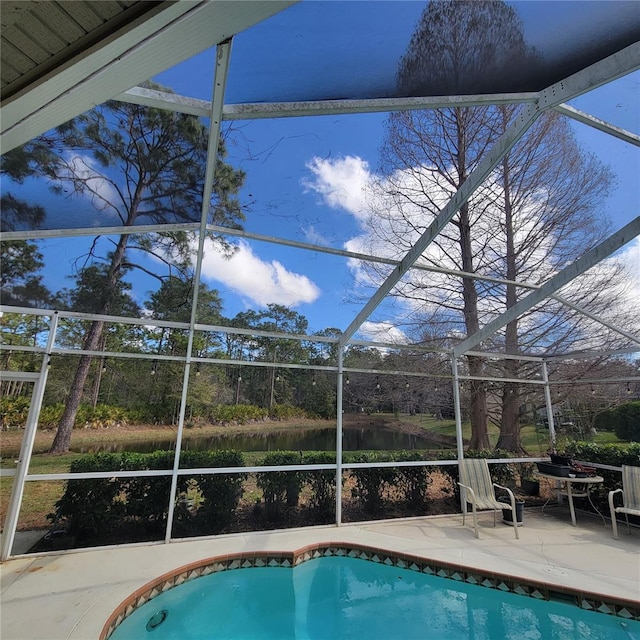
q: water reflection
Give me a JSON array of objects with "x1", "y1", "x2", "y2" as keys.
[{"x1": 71, "y1": 426, "x2": 445, "y2": 454}]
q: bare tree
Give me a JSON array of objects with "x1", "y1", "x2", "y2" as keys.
[
  {"x1": 374, "y1": 0, "x2": 538, "y2": 449},
  {"x1": 366, "y1": 0, "x2": 632, "y2": 451}
]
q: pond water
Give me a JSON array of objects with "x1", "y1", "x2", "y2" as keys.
[{"x1": 71, "y1": 426, "x2": 446, "y2": 454}]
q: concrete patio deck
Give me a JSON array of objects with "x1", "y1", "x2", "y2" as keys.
[{"x1": 1, "y1": 508, "x2": 638, "y2": 639}]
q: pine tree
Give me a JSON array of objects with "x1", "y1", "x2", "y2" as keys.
[{"x1": 2, "y1": 88, "x2": 245, "y2": 452}]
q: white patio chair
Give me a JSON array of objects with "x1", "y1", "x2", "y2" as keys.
[
  {"x1": 458, "y1": 458, "x2": 520, "y2": 539},
  {"x1": 608, "y1": 465, "x2": 640, "y2": 539}
]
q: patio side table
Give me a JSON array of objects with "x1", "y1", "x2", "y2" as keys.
[{"x1": 534, "y1": 472, "x2": 605, "y2": 526}]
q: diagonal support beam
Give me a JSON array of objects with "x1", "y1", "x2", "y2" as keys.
[
  {"x1": 115, "y1": 86, "x2": 211, "y2": 117},
  {"x1": 338, "y1": 103, "x2": 541, "y2": 346},
  {"x1": 554, "y1": 103, "x2": 640, "y2": 147},
  {"x1": 453, "y1": 217, "x2": 640, "y2": 357}
]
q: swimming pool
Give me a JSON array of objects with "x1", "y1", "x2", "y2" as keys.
[{"x1": 103, "y1": 545, "x2": 639, "y2": 640}]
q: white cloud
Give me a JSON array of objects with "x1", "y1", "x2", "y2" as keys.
[
  {"x1": 62, "y1": 153, "x2": 120, "y2": 210},
  {"x1": 199, "y1": 239, "x2": 321, "y2": 307},
  {"x1": 304, "y1": 154, "x2": 640, "y2": 346},
  {"x1": 301, "y1": 224, "x2": 331, "y2": 247},
  {"x1": 302, "y1": 155, "x2": 371, "y2": 221},
  {"x1": 358, "y1": 321, "x2": 408, "y2": 345},
  {"x1": 619, "y1": 236, "x2": 640, "y2": 300}
]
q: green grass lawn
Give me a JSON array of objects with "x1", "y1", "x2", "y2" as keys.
[{"x1": 403, "y1": 413, "x2": 541, "y2": 451}]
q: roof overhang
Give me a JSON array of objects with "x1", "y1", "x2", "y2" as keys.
[{"x1": 0, "y1": 0, "x2": 296, "y2": 152}]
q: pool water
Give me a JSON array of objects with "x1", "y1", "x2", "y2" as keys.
[{"x1": 110, "y1": 557, "x2": 639, "y2": 639}]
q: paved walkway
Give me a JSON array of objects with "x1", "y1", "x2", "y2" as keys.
[{"x1": 1, "y1": 508, "x2": 638, "y2": 639}]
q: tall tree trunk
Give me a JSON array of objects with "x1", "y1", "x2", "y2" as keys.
[
  {"x1": 497, "y1": 370, "x2": 522, "y2": 452},
  {"x1": 49, "y1": 216, "x2": 135, "y2": 453},
  {"x1": 466, "y1": 363, "x2": 489, "y2": 449},
  {"x1": 460, "y1": 245, "x2": 489, "y2": 449},
  {"x1": 495, "y1": 153, "x2": 524, "y2": 453},
  {"x1": 90, "y1": 335, "x2": 106, "y2": 409},
  {"x1": 49, "y1": 321, "x2": 105, "y2": 453},
  {"x1": 457, "y1": 114, "x2": 489, "y2": 450}
]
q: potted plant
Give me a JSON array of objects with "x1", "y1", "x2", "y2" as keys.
[
  {"x1": 547, "y1": 436, "x2": 573, "y2": 466},
  {"x1": 498, "y1": 495, "x2": 525, "y2": 525},
  {"x1": 548, "y1": 450, "x2": 573, "y2": 466}
]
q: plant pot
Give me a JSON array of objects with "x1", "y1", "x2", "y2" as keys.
[
  {"x1": 537, "y1": 461, "x2": 572, "y2": 477},
  {"x1": 521, "y1": 478, "x2": 540, "y2": 496},
  {"x1": 498, "y1": 497, "x2": 524, "y2": 525},
  {"x1": 550, "y1": 453, "x2": 573, "y2": 466}
]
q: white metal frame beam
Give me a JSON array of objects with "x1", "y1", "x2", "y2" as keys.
[
  {"x1": 453, "y1": 217, "x2": 640, "y2": 357},
  {"x1": 541, "y1": 346, "x2": 640, "y2": 361},
  {"x1": 164, "y1": 39, "x2": 234, "y2": 542},
  {"x1": 115, "y1": 85, "x2": 211, "y2": 118},
  {"x1": 222, "y1": 94, "x2": 539, "y2": 120},
  {"x1": 1, "y1": 312, "x2": 58, "y2": 561},
  {"x1": 115, "y1": 87, "x2": 538, "y2": 119},
  {"x1": 553, "y1": 104, "x2": 640, "y2": 147},
  {"x1": 1, "y1": 222, "x2": 199, "y2": 242}
]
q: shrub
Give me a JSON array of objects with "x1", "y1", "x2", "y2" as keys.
[
  {"x1": 75, "y1": 403, "x2": 130, "y2": 428},
  {"x1": 122, "y1": 451, "x2": 174, "y2": 534},
  {"x1": 50, "y1": 453, "x2": 125, "y2": 537},
  {"x1": 0, "y1": 396, "x2": 31, "y2": 429},
  {"x1": 38, "y1": 403, "x2": 65, "y2": 428},
  {"x1": 345, "y1": 452, "x2": 396, "y2": 514},
  {"x1": 207, "y1": 404, "x2": 268, "y2": 424},
  {"x1": 270, "y1": 404, "x2": 308, "y2": 421},
  {"x1": 302, "y1": 451, "x2": 337, "y2": 518},
  {"x1": 256, "y1": 451, "x2": 304, "y2": 520},
  {"x1": 564, "y1": 441, "x2": 640, "y2": 499},
  {"x1": 612, "y1": 401, "x2": 640, "y2": 442},
  {"x1": 594, "y1": 409, "x2": 615, "y2": 432},
  {"x1": 392, "y1": 451, "x2": 432, "y2": 509},
  {"x1": 178, "y1": 450, "x2": 247, "y2": 535}
]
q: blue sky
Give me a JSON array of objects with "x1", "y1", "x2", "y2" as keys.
[
  {"x1": 3, "y1": 1, "x2": 639, "y2": 340},
  {"x1": 172, "y1": 86, "x2": 639, "y2": 338}
]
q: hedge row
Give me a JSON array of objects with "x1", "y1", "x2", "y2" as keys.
[
  {"x1": 50, "y1": 449, "x2": 442, "y2": 540},
  {"x1": 49, "y1": 444, "x2": 638, "y2": 543},
  {"x1": 50, "y1": 450, "x2": 246, "y2": 540},
  {"x1": 565, "y1": 441, "x2": 640, "y2": 498},
  {"x1": 50, "y1": 449, "x2": 337, "y2": 541}
]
